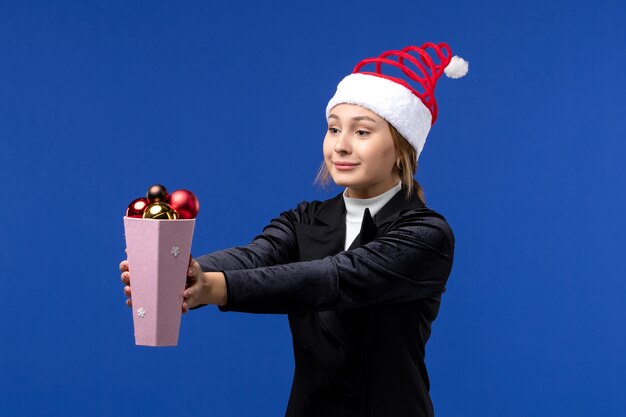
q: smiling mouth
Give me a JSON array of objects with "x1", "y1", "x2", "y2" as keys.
[{"x1": 333, "y1": 162, "x2": 359, "y2": 170}]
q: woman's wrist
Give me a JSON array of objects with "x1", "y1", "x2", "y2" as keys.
[
  {"x1": 185, "y1": 267, "x2": 228, "y2": 309},
  {"x1": 210, "y1": 271, "x2": 228, "y2": 306}
]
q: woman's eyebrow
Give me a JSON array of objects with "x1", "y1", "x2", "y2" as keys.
[
  {"x1": 328, "y1": 114, "x2": 377, "y2": 123},
  {"x1": 352, "y1": 116, "x2": 377, "y2": 123}
]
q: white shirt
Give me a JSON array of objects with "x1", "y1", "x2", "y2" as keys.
[{"x1": 343, "y1": 182, "x2": 402, "y2": 250}]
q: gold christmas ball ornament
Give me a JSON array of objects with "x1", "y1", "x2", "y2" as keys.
[{"x1": 142, "y1": 202, "x2": 180, "y2": 219}]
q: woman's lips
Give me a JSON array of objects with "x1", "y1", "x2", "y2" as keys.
[{"x1": 334, "y1": 161, "x2": 359, "y2": 171}]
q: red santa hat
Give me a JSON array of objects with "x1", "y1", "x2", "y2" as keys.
[{"x1": 326, "y1": 42, "x2": 468, "y2": 160}]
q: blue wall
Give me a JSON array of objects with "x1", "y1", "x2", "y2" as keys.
[{"x1": 1, "y1": 1, "x2": 624, "y2": 416}]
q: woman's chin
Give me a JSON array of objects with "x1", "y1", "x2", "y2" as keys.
[
  {"x1": 330, "y1": 171, "x2": 361, "y2": 186},
  {"x1": 330, "y1": 177, "x2": 358, "y2": 188}
]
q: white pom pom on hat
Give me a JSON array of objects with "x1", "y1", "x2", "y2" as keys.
[
  {"x1": 326, "y1": 42, "x2": 468, "y2": 161},
  {"x1": 444, "y1": 56, "x2": 469, "y2": 79}
]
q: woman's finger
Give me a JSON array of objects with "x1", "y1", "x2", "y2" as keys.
[
  {"x1": 121, "y1": 271, "x2": 130, "y2": 285},
  {"x1": 124, "y1": 285, "x2": 132, "y2": 297},
  {"x1": 184, "y1": 276, "x2": 201, "y2": 309},
  {"x1": 126, "y1": 298, "x2": 132, "y2": 308},
  {"x1": 183, "y1": 261, "x2": 205, "y2": 309},
  {"x1": 186, "y1": 264, "x2": 198, "y2": 287},
  {"x1": 119, "y1": 260, "x2": 129, "y2": 272},
  {"x1": 184, "y1": 285, "x2": 195, "y2": 309}
]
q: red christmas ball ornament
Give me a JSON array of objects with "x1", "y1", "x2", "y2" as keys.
[
  {"x1": 126, "y1": 197, "x2": 149, "y2": 218},
  {"x1": 167, "y1": 189, "x2": 200, "y2": 219},
  {"x1": 147, "y1": 184, "x2": 168, "y2": 203}
]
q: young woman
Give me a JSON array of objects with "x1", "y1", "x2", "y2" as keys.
[{"x1": 121, "y1": 41, "x2": 467, "y2": 417}]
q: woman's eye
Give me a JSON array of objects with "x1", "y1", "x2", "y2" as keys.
[
  {"x1": 328, "y1": 127, "x2": 340, "y2": 134},
  {"x1": 355, "y1": 130, "x2": 369, "y2": 137}
]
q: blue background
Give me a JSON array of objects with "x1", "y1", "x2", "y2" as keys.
[{"x1": 1, "y1": 1, "x2": 625, "y2": 416}]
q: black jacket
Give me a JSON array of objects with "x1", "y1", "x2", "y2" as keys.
[{"x1": 196, "y1": 190, "x2": 455, "y2": 417}]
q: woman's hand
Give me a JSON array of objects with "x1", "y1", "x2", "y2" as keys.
[
  {"x1": 119, "y1": 257, "x2": 196, "y2": 312},
  {"x1": 120, "y1": 256, "x2": 226, "y2": 312},
  {"x1": 119, "y1": 259, "x2": 132, "y2": 308},
  {"x1": 183, "y1": 260, "x2": 228, "y2": 310}
]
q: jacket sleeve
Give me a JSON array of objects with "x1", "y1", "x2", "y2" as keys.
[
  {"x1": 194, "y1": 203, "x2": 304, "y2": 272},
  {"x1": 219, "y1": 209, "x2": 455, "y2": 314}
]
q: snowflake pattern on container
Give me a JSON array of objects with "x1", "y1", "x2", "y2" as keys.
[
  {"x1": 137, "y1": 308, "x2": 146, "y2": 318},
  {"x1": 171, "y1": 246, "x2": 180, "y2": 257}
]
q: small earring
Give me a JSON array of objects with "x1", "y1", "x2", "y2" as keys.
[{"x1": 396, "y1": 160, "x2": 402, "y2": 170}]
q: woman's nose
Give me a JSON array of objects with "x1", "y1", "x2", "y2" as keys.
[{"x1": 334, "y1": 133, "x2": 351, "y2": 153}]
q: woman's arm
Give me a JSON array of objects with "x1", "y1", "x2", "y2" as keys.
[
  {"x1": 123, "y1": 203, "x2": 308, "y2": 311},
  {"x1": 183, "y1": 202, "x2": 310, "y2": 310},
  {"x1": 214, "y1": 208, "x2": 454, "y2": 314},
  {"x1": 194, "y1": 203, "x2": 304, "y2": 272}
]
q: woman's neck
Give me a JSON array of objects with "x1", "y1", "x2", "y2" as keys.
[
  {"x1": 343, "y1": 182, "x2": 402, "y2": 206},
  {"x1": 345, "y1": 178, "x2": 401, "y2": 199}
]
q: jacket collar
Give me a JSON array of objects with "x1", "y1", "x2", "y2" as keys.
[
  {"x1": 296, "y1": 187, "x2": 426, "y2": 261},
  {"x1": 313, "y1": 187, "x2": 425, "y2": 228},
  {"x1": 370, "y1": 186, "x2": 425, "y2": 225}
]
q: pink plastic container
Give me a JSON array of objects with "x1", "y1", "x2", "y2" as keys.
[{"x1": 123, "y1": 217, "x2": 195, "y2": 346}]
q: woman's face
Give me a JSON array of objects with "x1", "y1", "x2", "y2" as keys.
[{"x1": 324, "y1": 104, "x2": 399, "y2": 199}]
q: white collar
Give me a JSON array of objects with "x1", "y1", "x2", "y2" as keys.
[{"x1": 343, "y1": 182, "x2": 402, "y2": 223}]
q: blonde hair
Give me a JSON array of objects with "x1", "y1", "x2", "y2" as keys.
[{"x1": 314, "y1": 123, "x2": 425, "y2": 202}]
